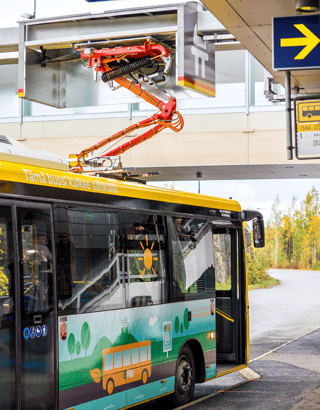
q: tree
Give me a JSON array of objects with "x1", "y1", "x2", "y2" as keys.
[
  {"x1": 68, "y1": 333, "x2": 75, "y2": 359},
  {"x1": 76, "y1": 341, "x2": 81, "y2": 355},
  {"x1": 0, "y1": 269, "x2": 8, "y2": 296},
  {"x1": 174, "y1": 316, "x2": 180, "y2": 334},
  {"x1": 183, "y1": 308, "x2": 189, "y2": 335},
  {"x1": 81, "y1": 322, "x2": 91, "y2": 356}
]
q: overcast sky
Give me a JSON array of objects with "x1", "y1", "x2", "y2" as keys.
[{"x1": 2, "y1": 0, "x2": 320, "y2": 222}]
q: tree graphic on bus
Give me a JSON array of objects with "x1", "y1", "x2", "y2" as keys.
[{"x1": 90, "y1": 340, "x2": 151, "y2": 395}]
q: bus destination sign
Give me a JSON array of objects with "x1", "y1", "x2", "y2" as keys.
[{"x1": 296, "y1": 99, "x2": 320, "y2": 159}]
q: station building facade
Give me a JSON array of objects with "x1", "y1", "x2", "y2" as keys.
[{"x1": 0, "y1": 25, "x2": 292, "y2": 181}]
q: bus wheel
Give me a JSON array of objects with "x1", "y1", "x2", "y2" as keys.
[
  {"x1": 141, "y1": 369, "x2": 148, "y2": 384},
  {"x1": 172, "y1": 345, "x2": 195, "y2": 407},
  {"x1": 106, "y1": 378, "x2": 114, "y2": 395}
]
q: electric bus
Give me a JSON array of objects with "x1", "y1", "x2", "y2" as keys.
[{"x1": 0, "y1": 141, "x2": 264, "y2": 410}]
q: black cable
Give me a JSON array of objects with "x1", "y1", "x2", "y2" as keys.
[{"x1": 101, "y1": 56, "x2": 154, "y2": 83}]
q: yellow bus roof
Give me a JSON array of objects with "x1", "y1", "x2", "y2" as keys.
[{"x1": 0, "y1": 157, "x2": 241, "y2": 212}]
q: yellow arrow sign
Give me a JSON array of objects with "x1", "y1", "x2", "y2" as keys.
[{"x1": 281, "y1": 24, "x2": 320, "y2": 60}]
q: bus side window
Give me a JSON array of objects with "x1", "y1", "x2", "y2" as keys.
[
  {"x1": 18, "y1": 210, "x2": 54, "y2": 315},
  {"x1": 56, "y1": 233, "x2": 73, "y2": 300},
  {"x1": 132, "y1": 348, "x2": 139, "y2": 364},
  {"x1": 54, "y1": 205, "x2": 122, "y2": 315},
  {"x1": 140, "y1": 346, "x2": 148, "y2": 362},
  {"x1": 0, "y1": 210, "x2": 14, "y2": 315},
  {"x1": 123, "y1": 350, "x2": 131, "y2": 366},
  {"x1": 213, "y1": 233, "x2": 232, "y2": 291},
  {"x1": 168, "y1": 217, "x2": 215, "y2": 301},
  {"x1": 122, "y1": 213, "x2": 168, "y2": 307},
  {"x1": 114, "y1": 352, "x2": 122, "y2": 369},
  {"x1": 104, "y1": 353, "x2": 113, "y2": 371}
]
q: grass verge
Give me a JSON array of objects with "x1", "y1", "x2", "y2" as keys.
[{"x1": 248, "y1": 276, "x2": 279, "y2": 290}]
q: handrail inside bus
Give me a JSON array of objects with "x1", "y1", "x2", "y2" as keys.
[{"x1": 216, "y1": 308, "x2": 234, "y2": 323}]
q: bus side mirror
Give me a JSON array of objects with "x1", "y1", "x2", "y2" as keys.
[{"x1": 252, "y1": 218, "x2": 265, "y2": 248}]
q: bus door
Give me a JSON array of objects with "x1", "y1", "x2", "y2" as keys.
[
  {"x1": 16, "y1": 204, "x2": 57, "y2": 410},
  {"x1": 0, "y1": 204, "x2": 16, "y2": 409},
  {"x1": 214, "y1": 227, "x2": 245, "y2": 365}
]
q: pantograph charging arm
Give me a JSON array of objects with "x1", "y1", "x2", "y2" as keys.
[{"x1": 71, "y1": 41, "x2": 184, "y2": 171}]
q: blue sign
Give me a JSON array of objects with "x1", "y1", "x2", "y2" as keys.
[
  {"x1": 36, "y1": 325, "x2": 42, "y2": 338},
  {"x1": 30, "y1": 326, "x2": 36, "y2": 339},
  {"x1": 273, "y1": 15, "x2": 320, "y2": 70},
  {"x1": 23, "y1": 327, "x2": 30, "y2": 340},
  {"x1": 42, "y1": 325, "x2": 48, "y2": 337}
]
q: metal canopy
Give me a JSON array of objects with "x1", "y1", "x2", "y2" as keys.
[{"x1": 17, "y1": 2, "x2": 220, "y2": 108}]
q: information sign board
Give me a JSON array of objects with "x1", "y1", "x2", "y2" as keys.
[
  {"x1": 295, "y1": 99, "x2": 320, "y2": 159},
  {"x1": 273, "y1": 15, "x2": 320, "y2": 70}
]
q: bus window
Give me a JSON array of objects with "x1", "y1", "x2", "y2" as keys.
[
  {"x1": 0, "y1": 212, "x2": 14, "y2": 302},
  {"x1": 54, "y1": 205, "x2": 122, "y2": 315},
  {"x1": 122, "y1": 213, "x2": 168, "y2": 307},
  {"x1": 123, "y1": 349, "x2": 131, "y2": 366},
  {"x1": 140, "y1": 345, "x2": 148, "y2": 362},
  {"x1": 104, "y1": 353, "x2": 113, "y2": 371},
  {"x1": 213, "y1": 233, "x2": 231, "y2": 290},
  {"x1": 169, "y1": 217, "x2": 215, "y2": 301},
  {"x1": 132, "y1": 348, "x2": 139, "y2": 364},
  {"x1": 114, "y1": 351, "x2": 122, "y2": 368},
  {"x1": 0, "y1": 207, "x2": 15, "y2": 410},
  {"x1": 19, "y1": 210, "x2": 54, "y2": 315}
]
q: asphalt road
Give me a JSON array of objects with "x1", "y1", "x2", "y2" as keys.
[
  {"x1": 136, "y1": 269, "x2": 320, "y2": 410},
  {"x1": 250, "y1": 269, "x2": 320, "y2": 359}
]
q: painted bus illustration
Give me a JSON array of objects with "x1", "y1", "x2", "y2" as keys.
[
  {"x1": 302, "y1": 105, "x2": 320, "y2": 119},
  {"x1": 91, "y1": 340, "x2": 152, "y2": 395}
]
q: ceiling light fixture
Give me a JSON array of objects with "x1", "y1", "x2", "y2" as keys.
[{"x1": 296, "y1": 0, "x2": 320, "y2": 13}]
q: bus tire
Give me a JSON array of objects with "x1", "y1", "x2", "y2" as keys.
[
  {"x1": 172, "y1": 345, "x2": 195, "y2": 407},
  {"x1": 141, "y1": 369, "x2": 148, "y2": 384},
  {"x1": 106, "y1": 378, "x2": 114, "y2": 395}
]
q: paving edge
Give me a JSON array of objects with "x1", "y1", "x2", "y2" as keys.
[{"x1": 238, "y1": 367, "x2": 261, "y2": 380}]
